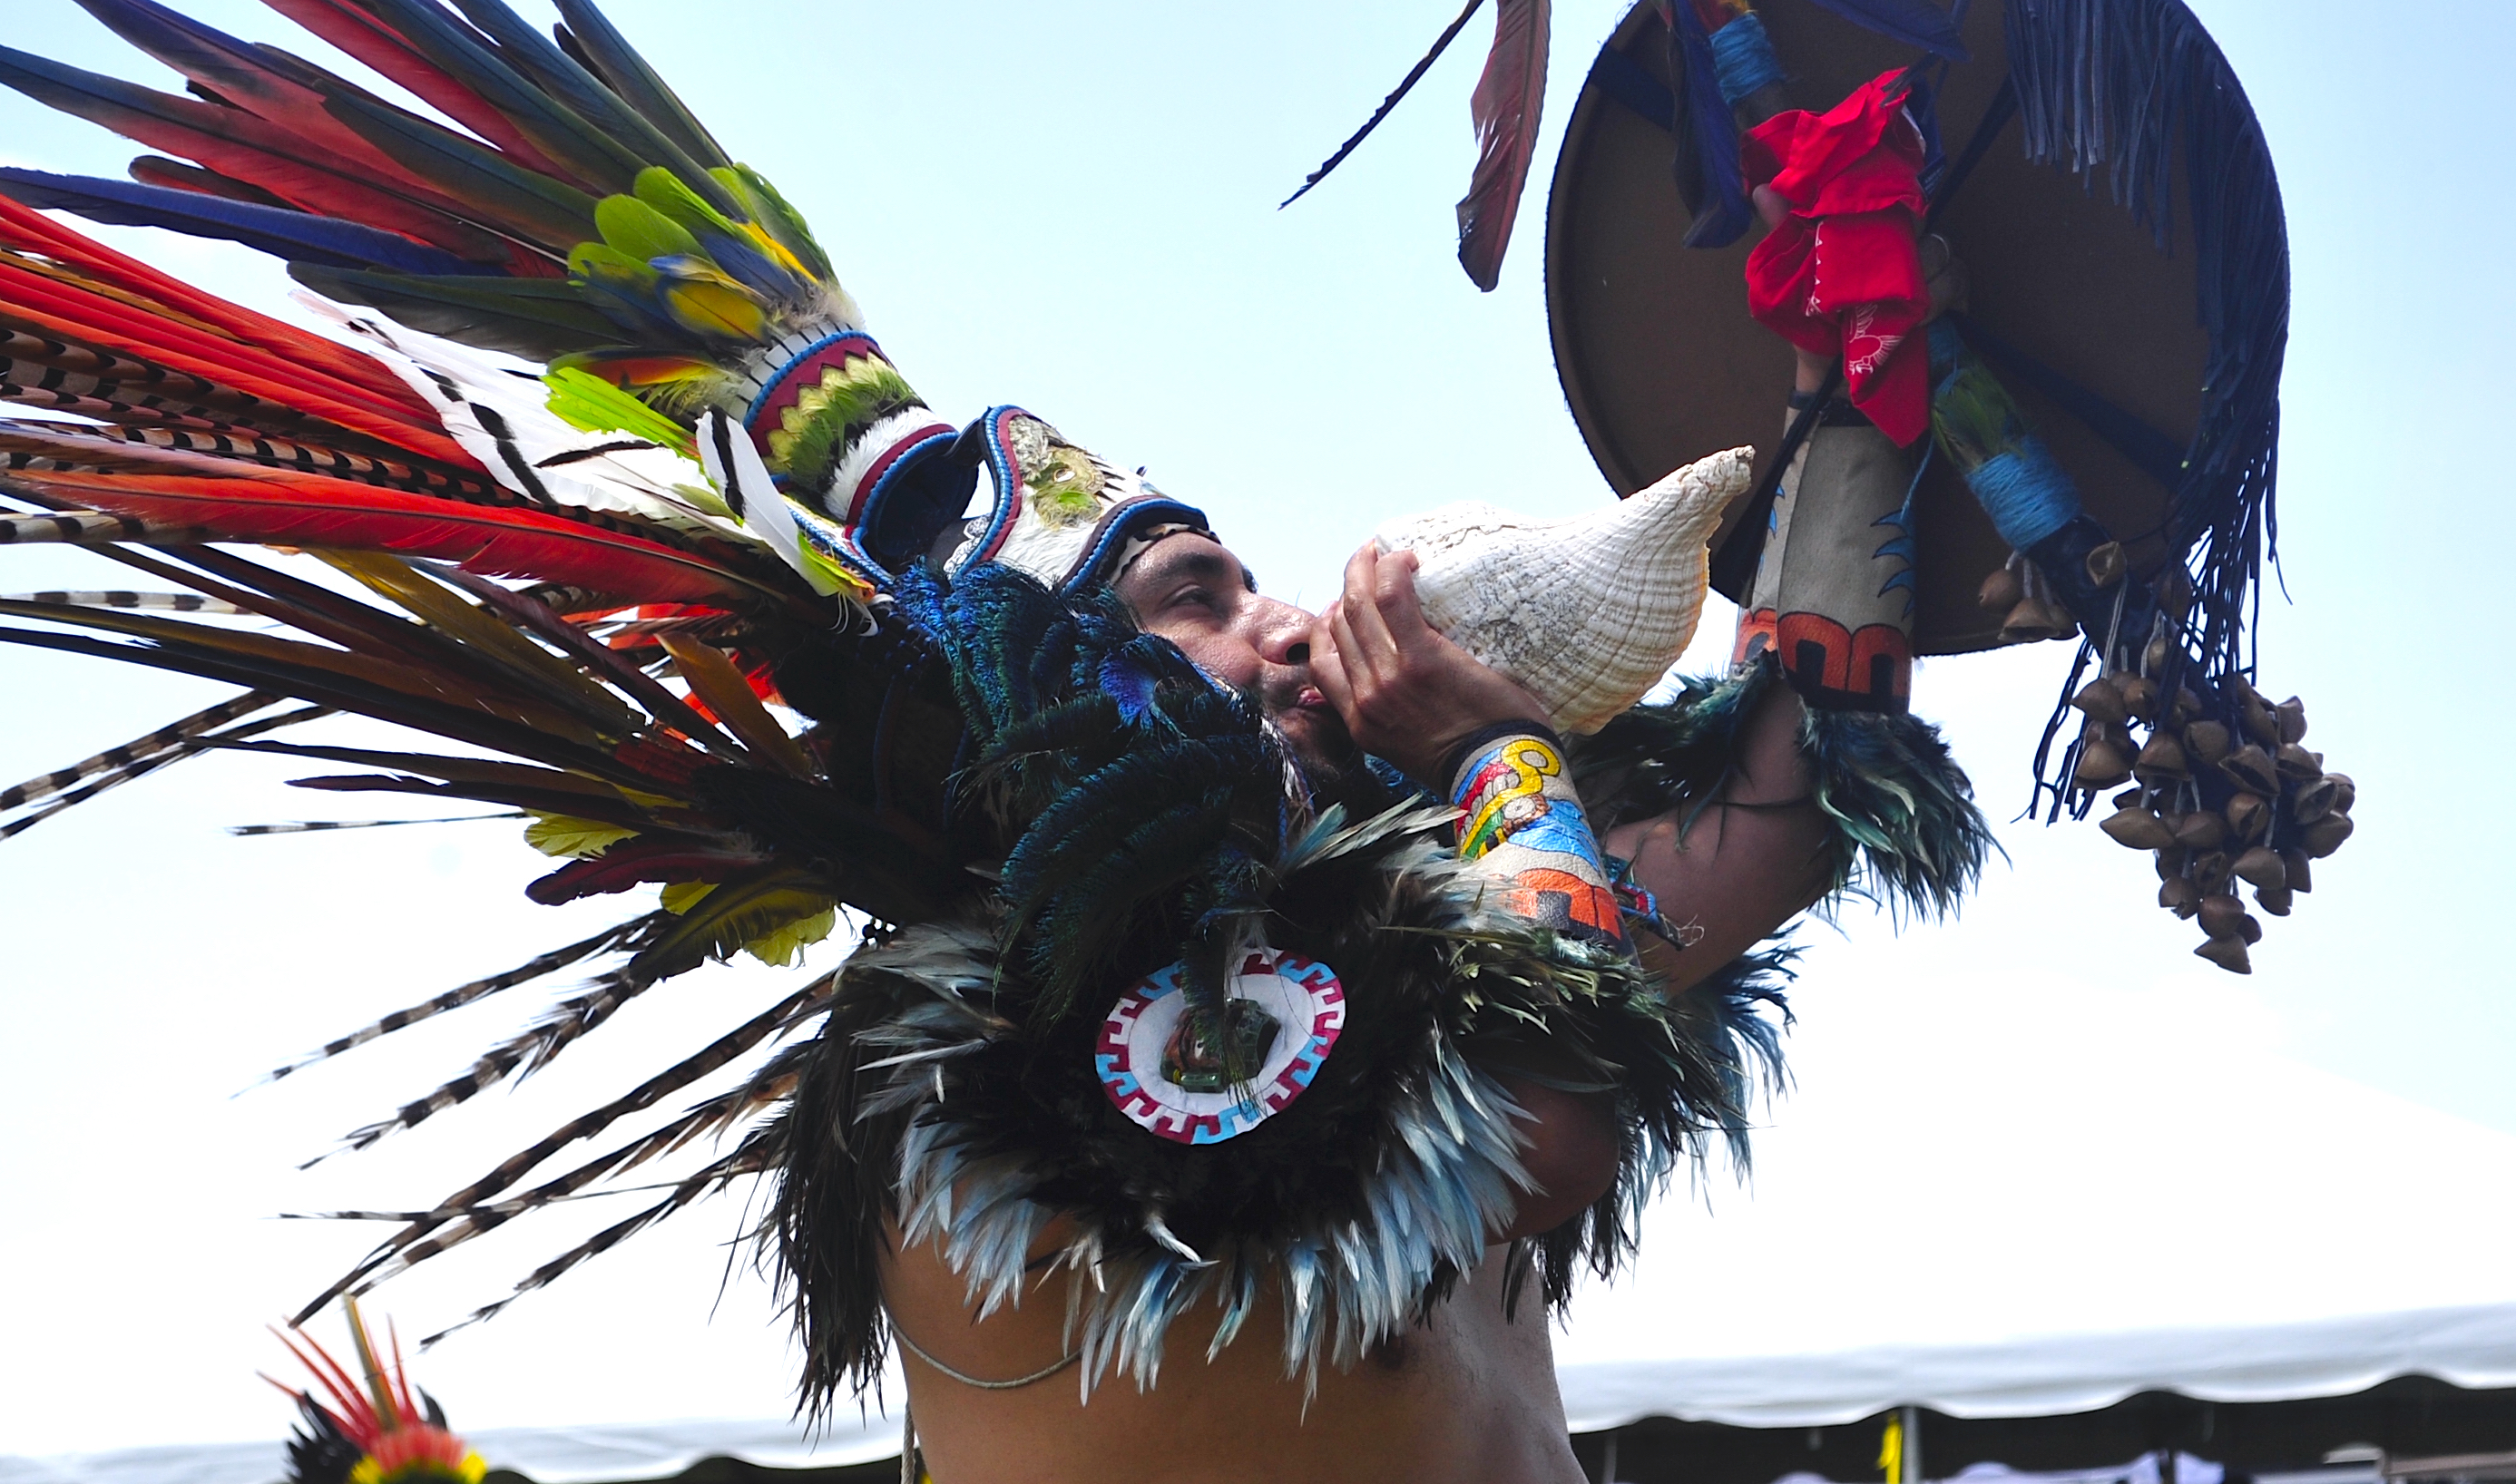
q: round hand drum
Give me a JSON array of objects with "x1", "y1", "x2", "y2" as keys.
[{"x1": 1542, "y1": 0, "x2": 2281, "y2": 657}]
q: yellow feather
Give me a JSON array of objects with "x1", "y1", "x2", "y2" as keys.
[
  {"x1": 524, "y1": 814, "x2": 639, "y2": 858},
  {"x1": 662, "y1": 278, "x2": 768, "y2": 340},
  {"x1": 655, "y1": 881, "x2": 836, "y2": 964},
  {"x1": 741, "y1": 903, "x2": 837, "y2": 966},
  {"x1": 739, "y1": 219, "x2": 811, "y2": 280},
  {"x1": 659, "y1": 880, "x2": 715, "y2": 913}
]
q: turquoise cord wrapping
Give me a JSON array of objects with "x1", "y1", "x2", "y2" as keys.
[{"x1": 1710, "y1": 14, "x2": 1787, "y2": 106}]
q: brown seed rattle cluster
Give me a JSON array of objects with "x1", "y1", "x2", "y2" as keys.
[
  {"x1": 1981, "y1": 552, "x2": 2354, "y2": 974},
  {"x1": 1975, "y1": 556, "x2": 2078, "y2": 645},
  {"x1": 2081, "y1": 674, "x2": 2353, "y2": 974}
]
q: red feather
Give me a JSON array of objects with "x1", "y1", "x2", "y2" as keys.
[
  {"x1": 0, "y1": 193, "x2": 445, "y2": 413},
  {"x1": 1455, "y1": 0, "x2": 1551, "y2": 291},
  {"x1": 527, "y1": 843, "x2": 775, "y2": 905},
  {"x1": 258, "y1": 0, "x2": 574, "y2": 180},
  {"x1": 7, "y1": 461, "x2": 789, "y2": 606},
  {"x1": 0, "y1": 218, "x2": 472, "y2": 464},
  {"x1": 387, "y1": 1321, "x2": 422, "y2": 1426},
  {"x1": 271, "y1": 1327, "x2": 373, "y2": 1440},
  {"x1": 126, "y1": 153, "x2": 291, "y2": 208},
  {"x1": 0, "y1": 190, "x2": 409, "y2": 387},
  {"x1": 0, "y1": 58, "x2": 508, "y2": 262},
  {"x1": 0, "y1": 282, "x2": 469, "y2": 467},
  {"x1": 74, "y1": 1, "x2": 469, "y2": 209}
]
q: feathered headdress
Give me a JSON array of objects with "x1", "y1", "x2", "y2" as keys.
[
  {"x1": 269, "y1": 1301, "x2": 485, "y2": 1484},
  {"x1": 0, "y1": 0, "x2": 1203, "y2": 598}
]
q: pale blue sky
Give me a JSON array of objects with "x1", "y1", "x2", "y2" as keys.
[{"x1": 1, "y1": 0, "x2": 2511, "y2": 1455}]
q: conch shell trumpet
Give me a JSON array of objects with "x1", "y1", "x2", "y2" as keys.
[{"x1": 1373, "y1": 446, "x2": 1755, "y2": 736}]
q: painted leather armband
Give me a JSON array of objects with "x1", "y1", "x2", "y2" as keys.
[{"x1": 1446, "y1": 723, "x2": 1628, "y2": 951}]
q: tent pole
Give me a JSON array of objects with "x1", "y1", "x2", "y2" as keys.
[
  {"x1": 1603, "y1": 1429, "x2": 1621, "y2": 1483},
  {"x1": 1903, "y1": 1405, "x2": 1924, "y2": 1484}
]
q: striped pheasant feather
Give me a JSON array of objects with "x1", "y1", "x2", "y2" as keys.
[
  {"x1": 0, "y1": 695, "x2": 319, "y2": 843},
  {"x1": 0, "y1": 689, "x2": 274, "y2": 810},
  {"x1": 255, "y1": 916, "x2": 664, "y2": 1088},
  {"x1": 0, "y1": 507, "x2": 152, "y2": 545},
  {"x1": 0, "y1": 589, "x2": 251, "y2": 614},
  {"x1": 228, "y1": 813, "x2": 525, "y2": 835},
  {"x1": 295, "y1": 980, "x2": 832, "y2": 1323}
]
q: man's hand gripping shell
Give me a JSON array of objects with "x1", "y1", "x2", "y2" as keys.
[{"x1": 1307, "y1": 541, "x2": 1550, "y2": 784}]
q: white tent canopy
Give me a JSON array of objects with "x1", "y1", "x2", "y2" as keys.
[
  {"x1": 1557, "y1": 1304, "x2": 2516, "y2": 1433},
  {"x1": 0, "y1": 1418, "x2": 900, "y2": 1484},
  {"x1": 12, "y1": 1305, "x2": 2514, "y2": 1484},
  {"x1": 1544, "y1": 913, "x2": 2516, "y2": 1381}
]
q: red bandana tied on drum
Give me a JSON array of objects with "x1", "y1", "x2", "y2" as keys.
[{"x1": 1741, "y1": 71, "x2": 1931, "y2": 446}]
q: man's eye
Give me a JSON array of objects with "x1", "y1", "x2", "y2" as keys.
[{"x1": 1169, "y1": 586, "x2": 1219, "y2": 612}]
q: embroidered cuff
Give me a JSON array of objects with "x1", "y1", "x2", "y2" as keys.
[{"x1": 1447, "y1": 726, "x2": 1628, "y2": 951}]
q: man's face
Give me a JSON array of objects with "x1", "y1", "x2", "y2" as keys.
[{"x1": 1110, "y1": 533, "x2": 1348, "y2": 763}]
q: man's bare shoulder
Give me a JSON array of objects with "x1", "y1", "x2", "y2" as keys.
[{"x1": 885, "y1": 1236, "x2": 1587, "y2": 1484}]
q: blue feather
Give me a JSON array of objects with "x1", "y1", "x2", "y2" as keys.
[
  {"x1": 0, "y1": 167, "x2": 490, "y2": 274},
  {"x1": 1098, "y1": 634, "x2": 1213, "y2": 727},
  {"x1": 436, "y1": 0, "x2": 745, "y2": 217},
  {"x1": 551, "y1": 0, "x2": 730, "y2": 171},
  {"x1": 564, "y1": 272, "x2": 689, "y2": 346},
  {"x1": 693, "y1": 226, "x2": 799, "y2": 302},
  {"x1": 1099, "y1": 647, "x2": 1162, "y2": 724},
  {"x1": 352, "y1": 0, "x2": 644, "y2": 193}
]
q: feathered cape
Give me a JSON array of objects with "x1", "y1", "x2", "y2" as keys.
[{"x1": 755, "y1": 561, "x2": 1976, "y2": 1401}]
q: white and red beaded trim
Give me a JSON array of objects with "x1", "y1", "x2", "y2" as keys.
[{"x1": 1095, "y1": 949, "x2": 1346, "y2": 1145}]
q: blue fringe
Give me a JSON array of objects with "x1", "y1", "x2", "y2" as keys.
[
  {"x1": 1670, "y1": 5, "x2": 1756, "y2": 249},
  {"x1": 2002, "y1": 0, "x2": 2287, "y2": 680},
  {"x1": 1808, "y1": 0, "x2": 1971, "y2": 60}
]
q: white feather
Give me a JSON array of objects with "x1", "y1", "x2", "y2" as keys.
[
  {"x1": 289, "y1": 292, "x2": 759, "y2": 543},
  {"x1": 695, "y1": 409, "x2": 844, "y2": 597}
]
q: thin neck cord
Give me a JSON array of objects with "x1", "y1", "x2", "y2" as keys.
[{"x1": 894, "y1": 1323, "x2": 1083, "y2": 1390}]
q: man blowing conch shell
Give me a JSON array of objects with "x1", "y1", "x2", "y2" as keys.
[
  {"x1": 883, "y1": 288, "x2": 1981, "y2": 1479},
  {"x1": 876, "y1": 69, "x2": 1993, "y2": 1458},
  {"x1": 0, "y1": 3, "x2": 1985, "y2": 1480},
  {"x1": 883, "y1": 424, "x2": 1976, "y2": 1480}
]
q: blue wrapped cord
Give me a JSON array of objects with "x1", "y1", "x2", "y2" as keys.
[
  {"x1": 1710, "y1": 13, "x2": 1787, "y2": 106},
  {"x1": 1965, "y1": 440, "x2": 2082, "y2": 552}
]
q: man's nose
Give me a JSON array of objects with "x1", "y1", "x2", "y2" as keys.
[{"x1": 1251, "y1": 597, "x2": 1314, "y2": 668}]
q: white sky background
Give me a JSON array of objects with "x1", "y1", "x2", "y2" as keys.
[{"x1": 1, "y1": 0, "x2": 2511, "y2": 1458}]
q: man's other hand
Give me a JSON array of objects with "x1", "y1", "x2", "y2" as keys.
[{"x1": 1310, "y1": 541, "x2": 1550, "y2": 783}]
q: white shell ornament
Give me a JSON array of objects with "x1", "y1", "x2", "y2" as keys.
[
  {"x1": 1097, "y1": 949, "x2": 1346, "y2": 1144},
  {"x1": 1374, "y1": 446, "x2": 1756, "y2": 736}
]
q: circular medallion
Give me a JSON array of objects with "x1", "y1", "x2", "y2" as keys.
[{"x1": 1096, "y1": 949, "x2": 1346, "y2": 1145}]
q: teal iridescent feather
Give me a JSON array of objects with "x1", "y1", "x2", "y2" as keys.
[{"x1": 1572, "y1": 654, "x2": 1992, "y2": 921}]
